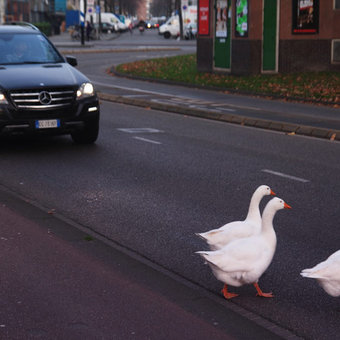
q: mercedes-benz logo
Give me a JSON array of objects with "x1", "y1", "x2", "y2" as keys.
[{"x1": 39, "y1": 91, "x2": 52, "y2": 105}]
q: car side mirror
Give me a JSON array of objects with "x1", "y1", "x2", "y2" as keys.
[{"x1": 65, "y1": 56, "x2": 77, "y2": 67}]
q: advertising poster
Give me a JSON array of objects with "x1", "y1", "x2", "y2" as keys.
[
  {"x1": 216, "y1": 0, "x2": 228, "y2": 38},
  {"x1": 292, "y1": 0, "x2": 319, "y2": 34},
  {"x1": 235, "y1": 0, "x2": 248, "y2": 37},
  {"x1": 199, "y1": 0, "x2": 210, "y2": 35}
]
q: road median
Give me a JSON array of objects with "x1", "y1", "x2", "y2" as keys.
[{"x1": 98, "y1": 92, "x2": 340, "y2": 141}]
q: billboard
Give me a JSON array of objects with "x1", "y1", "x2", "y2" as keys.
[
  {"x1": 198, "y1": 0, "x2": 209, "y2": 35},
  {"x1": 292, "y1": 0, "x2": 319, "y2": 34},
  {"x1": 235, "y1": 0, "x2": 248, "y2": 37},
  {"x1": 216, "y1": 0, "x2": 228, "y2": 38}
]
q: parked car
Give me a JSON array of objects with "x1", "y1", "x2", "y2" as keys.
[
  {"x1": 99, "y1": 22, "x2": 115, "y2": 33},
  {"x1": 0, "y1": 24, "x2": 100, "y2": 143}
]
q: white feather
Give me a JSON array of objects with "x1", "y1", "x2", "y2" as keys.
[
  {"x1": 300, "y1": 250, "x2": 340, "y2": 297},
  {"x1": 196, "y1": 185, "x2": 274, "y2": 250},
  {"x1": 196, "y1": 197, "x2": 290, "y2": 290}
]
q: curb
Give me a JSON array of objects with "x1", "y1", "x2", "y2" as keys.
[
  {"x1": 60, "y1": 47, "x2": 181, "y2": 55},
  {"x1": 98, "y1": 92, "x2": 340, "y2": 141}
]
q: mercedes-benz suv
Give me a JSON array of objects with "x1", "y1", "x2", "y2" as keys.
[{"x1": 0, "y1": 24, "x2": 100, "y2": 143}]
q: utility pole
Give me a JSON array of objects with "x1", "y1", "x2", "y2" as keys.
[
  {"x1": 80, "y1": 0, "x2": 85, "y2": 45},
  {"x1": 96, "y1": 0, "x2": 101, "y2": 40}
]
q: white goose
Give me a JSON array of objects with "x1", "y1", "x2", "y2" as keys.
[
  {"x1": 196, "y1": 185, "x2": 275, "y2": 250},
  {"x1": 300, "y1": 250, "x2": 340, "y2": 297},
  {"x1": 196, "y1": 197, "x2": 291, "y2": 299}
]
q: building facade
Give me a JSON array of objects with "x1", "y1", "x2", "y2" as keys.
[
  {"x1": 2, "y1": 0, "x2": 57, "y2": 23},
  {"x1": 197, "y1": 0, "x2": 340, "y2": 74}
]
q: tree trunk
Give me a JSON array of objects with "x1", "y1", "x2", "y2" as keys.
[{"x1": 175, "y1": 0, "x2": 183, "y2": 40}]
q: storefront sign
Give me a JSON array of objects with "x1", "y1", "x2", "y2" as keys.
[
  {"x1": 235, "y1": 0, "x2": 248, "y2": 37},
  {"x1": 292, "y1": 0, "x2": 319, "y2": 34},
  {"x1": 199, "y1": 0, "x2": 210, "y2": 35}
]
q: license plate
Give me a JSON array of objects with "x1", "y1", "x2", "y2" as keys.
[{"x1": 35, "y1": 119, "x2": 60, "y2": 129}]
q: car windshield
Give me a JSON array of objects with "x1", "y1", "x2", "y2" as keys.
[{"x1": 0, "y1": 33, "x2": 64, "y2": 65}]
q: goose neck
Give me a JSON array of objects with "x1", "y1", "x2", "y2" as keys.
[
  {"x1": 261, "y1": 208, "x2": 276, "y2": 233},
  {"x1": 246, "y1": 191, "x2": 262, "y2": 222}
]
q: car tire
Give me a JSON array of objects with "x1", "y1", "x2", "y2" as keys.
[
  {"x1": 71, "y1": 117, "x2": 99, "y2": 144},
  {"x1": 164, "y1": 31, "x2": 171, "y2": 39}
]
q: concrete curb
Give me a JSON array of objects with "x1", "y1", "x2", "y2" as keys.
[
  {"x1": 98, "y1": 92, "x2": 340, "y2": 141},
  {"x1": 60, "y1": 47, "x2": 181, "y2": 54}
]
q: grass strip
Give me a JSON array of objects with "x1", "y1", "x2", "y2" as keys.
[{"x1": 115, "y1": 54, "x2": 340, "y2": 106}]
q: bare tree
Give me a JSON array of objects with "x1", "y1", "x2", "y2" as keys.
[
  {"x1": 150, "y1": 0, "x2": 174, "y2": 17},
  {"x1": 104, "y1": 0, "x2": 142, "y2": 15}
]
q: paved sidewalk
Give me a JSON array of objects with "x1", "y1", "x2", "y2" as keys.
[{"x1": 0, "y1": 185, "x2": 296, "y2": 339}]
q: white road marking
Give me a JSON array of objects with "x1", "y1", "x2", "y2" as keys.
[
  {"x1": 133, "y1": 137, "x2": 161, "y2": 144},
  {"x1": 218, "y1": 107, "x2": 237, "y2": 112},
  {"x1": 117, "y1": 128, "x2": 163, "y2": 133},
  {"x1": 94, "y1": 80, "x2": 261, "y2": 112},
  {"x1": 93, "y1": 81, "x2": 188, "y2": 98},
  {"x1": 223, "y1": 103, "x2": 261, "y2": 111},
  {"x1": 122, "y1": 94, "x2": 150, "y2": 98},
  {"x1": 261, "y1": 169, "x2": 309, "y2": 183}
]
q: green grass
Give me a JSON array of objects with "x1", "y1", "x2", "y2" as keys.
[{"x1": 115, "y1": 54, "x2": 340, "y2": 106}]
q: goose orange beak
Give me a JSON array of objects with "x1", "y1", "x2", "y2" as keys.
[
  {"x1": 270, "y1": 190, "x2": 276, "y2": 196},
  {"x1": 284, "y1": 202, "x2": 292, "y2": 209}
]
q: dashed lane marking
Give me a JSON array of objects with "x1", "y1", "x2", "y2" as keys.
[
  {"x1": 133, "y1": 137, "x2": 161, "y2": 145},
  {"x1": 262, "y1": 169, "x2": 310, "y2": 183},
  {"x1": 117, "y1": 128, "x2": 164, "y2": 133}
]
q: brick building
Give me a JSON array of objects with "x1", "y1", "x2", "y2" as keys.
[{"x1": 197, "y1": 0, "x2": 340, "y2": 74}]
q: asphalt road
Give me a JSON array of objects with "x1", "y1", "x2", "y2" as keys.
[{"x1": 1, "y1": 100, "x2": 340, "y2": 339}]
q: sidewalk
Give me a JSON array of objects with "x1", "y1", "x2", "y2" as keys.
[{"x1": 0, "y1": 185, "x2": 297, "y2": 339}]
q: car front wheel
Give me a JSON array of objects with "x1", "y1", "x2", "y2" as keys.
[{"x1": 71, "y1": 118, "x2": 99, "y2": 144}]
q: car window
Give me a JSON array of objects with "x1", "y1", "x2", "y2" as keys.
[{"x1": 0, "y1": 33, "x2": 64, "y2": 65}]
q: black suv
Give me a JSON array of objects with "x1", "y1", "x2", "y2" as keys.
[{"x1": 0, "y1": 24, "x2": 100, "y2": 143}]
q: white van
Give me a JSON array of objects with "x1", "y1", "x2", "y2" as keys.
[
  {"x1": 159, "y1": 6, "x2": 197, "y2": 39},
  {"x1": 86, "y1": 12, "x2": 127, "y2": 32}
]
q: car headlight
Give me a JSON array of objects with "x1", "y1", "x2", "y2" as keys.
[
  {"x1": 76, "y1": 82, "x2": 94, "y2": 99},
  {"x1": 0, "y1": 92, "x2": 8, "y2": 104}
]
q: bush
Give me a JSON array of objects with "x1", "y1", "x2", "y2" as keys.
[{"x1": 33, "y1": 22, "x2": 52, "y2": 36}]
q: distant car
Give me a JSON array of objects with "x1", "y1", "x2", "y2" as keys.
[
  {"x1": 184, "y1": 23, "x2": 197, "y2": 40},
  {"x1": 0, "y1": 24, "x2": 100, "y2": 143},
  {"x1": 146, "y1": 18, "x2": 160, "y2": 29}
]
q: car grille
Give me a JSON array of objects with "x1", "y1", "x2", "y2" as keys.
[{"x1": 9, "y1": 87, "x2": 76, "y2": 110}]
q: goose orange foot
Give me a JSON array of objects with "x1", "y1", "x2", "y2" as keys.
[
  {"x1": 221, "y1": 284, "x2": 239, "y2": 299},
  {"x1": 253, "y1": 282, "x2": 274, "y2": 298}
]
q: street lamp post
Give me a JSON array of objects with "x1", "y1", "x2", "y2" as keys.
[{"x1": 80, "y1": 0, "x2": 85, "y2": 45}]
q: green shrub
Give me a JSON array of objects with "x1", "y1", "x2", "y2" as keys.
[{"x1": 33, "y1": 22, "x2": 52, "y2": 36}]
